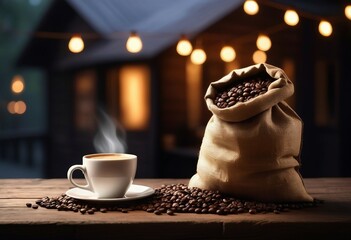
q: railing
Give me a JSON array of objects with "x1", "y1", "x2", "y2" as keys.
[{"x1": 0, "y1": 130, "x2": 47, "y2": 178}]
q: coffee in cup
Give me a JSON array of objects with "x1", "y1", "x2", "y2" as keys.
[{"x1": 67, "y1": 153, "x2": 137, "y2": 198}]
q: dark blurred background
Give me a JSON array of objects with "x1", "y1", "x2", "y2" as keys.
[{"x1": 1, "y1": 0, "x2": 350, "y2": 179}]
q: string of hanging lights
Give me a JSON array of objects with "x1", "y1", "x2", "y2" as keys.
[
  {"x1": 6, "y1": 1, "x2": 349, "y2": 117},
  {"x1": 176, "y1": 0, "x2": 346, "y2": 65},
  {"x1": 7, "y1": 1, "x2": 349, "y2": 61}
]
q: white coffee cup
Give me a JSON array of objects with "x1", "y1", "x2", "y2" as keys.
[{"x1": 67, "y1": 153, "x2": 137, "y2": 198}]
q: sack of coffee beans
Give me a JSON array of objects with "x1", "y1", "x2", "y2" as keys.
[{"x1": 189, "y1": 63, "x2": 313, "y2": 202}]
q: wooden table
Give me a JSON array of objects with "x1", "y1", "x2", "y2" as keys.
[{"x1": 1, "y1": 178, "x2": 351, "y2": 240}]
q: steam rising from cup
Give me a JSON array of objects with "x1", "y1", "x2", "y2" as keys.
[{"x1": 93, "y1": 109, "x2": 127, "y2": 153}]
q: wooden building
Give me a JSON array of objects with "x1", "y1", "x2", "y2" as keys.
[{"x1": 12, "y1": 0, "x2": 351, "y2": 178}]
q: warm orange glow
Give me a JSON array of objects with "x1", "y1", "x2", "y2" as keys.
[
  {"x1": 220, "y1": 46, "x2": 236, "y2": 62},
  {"x1": 119, "y1": 65, "x2": 150, "y2": 130},
  {"x1": 253, "y1": 50, "x2": 267, "y2": 64},
  {"x1": 318, "y1": 20, "x2": 333, "y2": 37},
  {"x1": 190, "y1": 48, "x2": 207, "y2": 65},
  {"x1": 68, "y1": 35, "x2": 84, "y2": 53},
  {"x1": 186, "y1": 59, "x2": 202, "y2": 129},
  {"x1": 11, "y1": 75, "x2": 25, "y2": 94},
  {"x1": 74, "y1": 71, "x2": 96, "y2": 130},
  {"x1": 284, "y1": 10, "x2": 299, "y2": 26},
  {"x1": 176, "y1": 35, "x2": 193, "y2": 56},
  {"x1": 225, "y1": 61, "x2": 240, "y2": 74},
  {"x1": 7, "y1": 101, "x2": 16, "y2": 114},
  {"x1": 243, "y1": 0, "x2": 259, "y2": 15},
  {"x1": 126, "y1": 32, "x2": 143, "y2": 53},
  {"x1": 7, "y1": 101, "x2": 27, "y2": 114},
  {"x1": 15, "y1": 101, "x2": 27, "y2": 114},
  {"x1": 345, "y1": 5, "x2": 351, "y2": 20},
  {"x1": 256, "y1": 34, "x2": 271, "y2": 51}
]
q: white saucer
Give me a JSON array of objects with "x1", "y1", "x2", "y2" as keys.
[{"x1": 65, "y1": 184, "x2": 155, "y2": 202}]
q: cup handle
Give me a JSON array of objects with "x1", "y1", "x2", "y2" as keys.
[{"x1": 67, "y1": 165, "x2": 93, "y2": 191}]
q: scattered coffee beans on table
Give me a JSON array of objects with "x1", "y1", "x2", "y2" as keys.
[
  {"x1": 214, "y1": 75, "x2": 273, "y2": 108},
  {"x1": 26, "y1": 184, "x2": 322, "y2": 216}
]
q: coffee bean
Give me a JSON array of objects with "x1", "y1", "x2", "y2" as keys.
[
  {"x1": 26, "y1": 203, "x2": 32, "y2": 208},
  {"x1": 30, "y1": 184, "x2": 321, "y2": 217},
  {"x1": 201, "y1": 208, "x2": 208, "y2": 214},
  {"x1": 237, "y1": 208, "x2": 245, "y2": 213},
  {"x1": 166, "y1": 210, "x2": 174, "y2": 215},
  {"x1": 249, "y1": 209, "x2": 257, "y2": 214},
  {"x1": 32, "y1": 204, "x2": 39, "y2": 209},
  {"x1": 214, "y1": 75, "x2": 273, "y2": 108},
  {"x1": 228, "y1": 101, "x2": 236, "y2": 107},
  {"x1": 146, "y1": 208, "x2": 154, "y2": 213},
  {"x1": 154, "y1": 210, "x2": 162, "y2": 215},
  {"x1": 208, "y1": 208, "x2": 216, "y2": 214},
  {"x1": 158, "y1": 207, "x2": 166, "y2": 213},
  {"x1": 194, "y1": 208, "x2": 201, "y2": 214},
  {"x1": 188, "y1": 207, "x2": 195, "y2": 213},
  {"x1": 229, "y1": 208, "x2": 237, "y2": 214},
  {"x1": 216, "y1": 209, "x2": 226, "y2": 215}
]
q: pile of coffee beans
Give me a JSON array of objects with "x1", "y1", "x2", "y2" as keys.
[
  {"x1": 214, "y1": 76, "x2": 273, "y2": 108},
  {"x1": 27, "y1": 184, "x2": 321, "y2": 216}
]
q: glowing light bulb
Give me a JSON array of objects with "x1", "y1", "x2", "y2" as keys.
[
  {"x1": 68, "y1": 35, "x2": 84, "y2": 53},
  {"x1": 284, "y1": 10, "x2": 299, "y2": 26},
  {"x1": 220, "y1": 46, "x2": 236, "y2": 62},
  {"x1": 253, "y1": 50, "x2": 267, "y2": 64},
  {"x1": 11, "y1": 75, "x2": 25, "y2": 94},
  {"x1": 190, "y1": 48, "x2": 207, "y2": 65},
  {"x1": 318, "y1": 20, "x2": 333, "y2": 37},
  {"x1": 176, "y1": 35, "x2": 193, "y2": 56},
  {"x1": 7, "y1": 101, "x2": 27, "y2": 114},
  {"x1": 256, "y1": 34, "x2": 271, "y2": 51},
  {"x1": 345, "y1": 5, "x2": 351, "y2": 20},
  {"x1": 7, "y1": 101, "x2": 16, "y2": 114},
  {"x1": 126, "y1": 32, "x2": 143, "y2": 53},
  {"x1": 15, "y1": 101, "x2": 27, "y2": 114},
  {"x1": 243, "y1": 0, "x2": 259, "y2": 15}
]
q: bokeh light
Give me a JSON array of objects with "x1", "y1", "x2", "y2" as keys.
[
  {"x1": 190, "y1": 48, "x2": 207, "y2": 65},
  {"x1": 68, "y1": 35, "x2": 84, "y2": 53},
  {"x1": 11, "y1": 75, "x2": 25, "y2": 94},
  {"x1": 318, "y1": 20, "x2": 333, "y2": 37},
  {"x1": 253, "y1": 50, "x2": 267, "y2": 64}
]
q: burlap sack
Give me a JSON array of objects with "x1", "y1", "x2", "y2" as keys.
[{"x1": 189, "y1": 63, "x2": 313, "y2": 202}]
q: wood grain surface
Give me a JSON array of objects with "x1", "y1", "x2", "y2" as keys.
[{"x1": 0, "y1": 178, "x2": 350, "y2": 240}]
